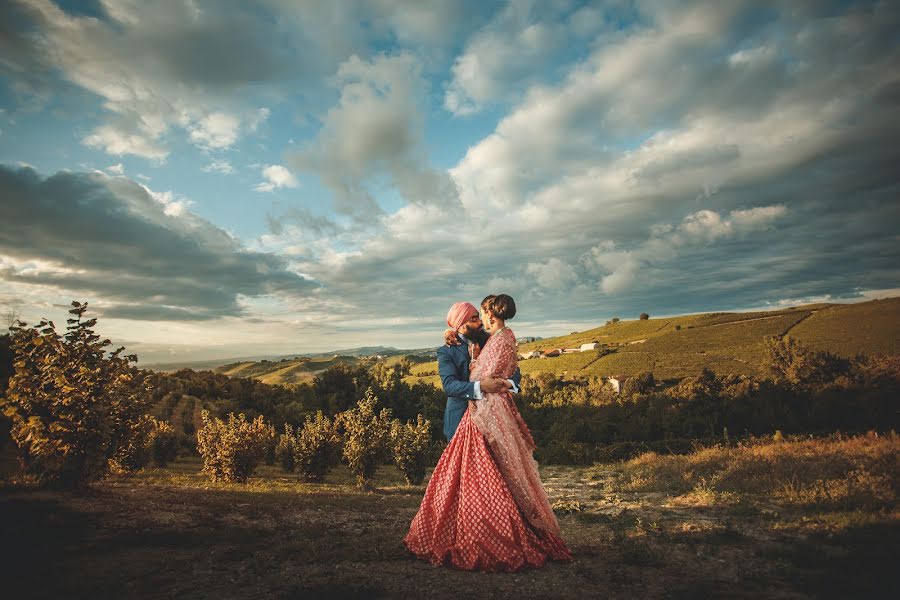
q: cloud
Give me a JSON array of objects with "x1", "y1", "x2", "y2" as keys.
[
  {"x1": 202, "y1": 160, "x2": 234, "y2": 175},
  {"x1": 255, "y1": 164, "x2": 298, "y2": 192},
  {"x1": 444, "y1": 0, "x2": 600, "y2": 115},
  {"x1": 580, "y1": 205, "x2": 790, "y2": 295},
  {"x1": 0, "y1": 164, "x2": 318, "y2": 320},
  {"x1": 106, "y1": 163, "x2": 124, "y2": 175},
  {"x1": 290, "y1": 52, "x2": 456, "y2": 219}
]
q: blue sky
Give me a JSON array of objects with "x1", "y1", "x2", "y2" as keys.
[{"x1": 1, "y1": 0, "x2": 899, "y2": 364}]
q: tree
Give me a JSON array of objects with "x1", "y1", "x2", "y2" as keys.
[
  {"x1": 639, "y1": 313, "x2": 649, "y2": 320},
  {"x1": 340, "y1": 388, "x2": 392, "y2": 489},
  {"x1": 1, "y1": 301, "x2": 151, "y2": 487},
  {"x1": 2, "y1": 299, "x2": 23, "y2": 331},
  {"x1": 390, "y1": 415, "x2": 433, "y2": 485}
]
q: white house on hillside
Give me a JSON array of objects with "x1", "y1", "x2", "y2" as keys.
[
  {"x1": 607, "y1": 375, "x2": 629, "y2": 394},
  {"x1": 580, "y1": 342, "x2": 600, "y2": 351}
]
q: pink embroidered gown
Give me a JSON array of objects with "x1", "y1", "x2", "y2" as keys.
[{"x1": 404, "y1": 327, "x2": 572, "y2": 571}]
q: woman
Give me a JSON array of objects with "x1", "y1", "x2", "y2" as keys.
[{"x1": 404, "y1": 294, "x2": 571, "y2": 571}]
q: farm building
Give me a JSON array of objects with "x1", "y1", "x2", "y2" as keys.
[
  {"x1": 541, "y1": 349, "x2": 562, "y2": 358},
  {"x1": 580, "y1": 342, "x2": 600, "y2": 351},
  {"x1": 607, "y1": 375, "x2": 629, "y2": 394},
  {"x1": 519, "y1": 350, "x2": 542, "y2": 359}
]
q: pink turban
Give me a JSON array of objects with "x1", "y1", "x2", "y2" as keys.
[{"x1": 446, "y1": 302, "x2": 478, "y2": 330}]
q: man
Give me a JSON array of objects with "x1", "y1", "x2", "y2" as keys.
[{"x1": 438, "y1": 301, "x2": 521, "y2": 440}]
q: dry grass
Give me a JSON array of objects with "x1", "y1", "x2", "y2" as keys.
[{"x1": 614, "y1": 432, "x2": 899, "y2": 511}]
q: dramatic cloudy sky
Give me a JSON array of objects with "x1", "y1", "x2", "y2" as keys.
[{"x1": 1, "y1": 0, "x2": 898, "y2": 364}]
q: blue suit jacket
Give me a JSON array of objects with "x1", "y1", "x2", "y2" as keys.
[{"x1": 437, "y1": 338, "x2": 522, "y2": 440}]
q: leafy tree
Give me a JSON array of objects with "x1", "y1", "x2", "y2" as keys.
[
  {"x1": 390, "y1": 414, "x2": 433, "y2": 485},
  {"x1": 196, "y1": 410, "x2": 269, "y2": 483},
  {"x1": 294, "y1": 411, "x2": 342, "y2": 481},
  {"x1": 762, "y1": 336, "x2": 843, "y2": 388},
  {"x1": 0, "y1": 301, "x2": 151, "y2": 487},
  {"x1": 339, "y1": 388, "x2": 392, "y2": 489},
  {"x1": 275, "y1": 423, "x2": 296, "y2": 472},
  {"x1": 639, "y1": 313, "x2": 649, "y2": 320},
  {"x1": 148, "y1": 418, "x2": 178, "y2": 467}
]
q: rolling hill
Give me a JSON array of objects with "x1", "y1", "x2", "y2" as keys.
[
  {"x1": 404, "y1": 297, "x2": 900, "y2": 386},
  {"x1": 174, "y1": 297, "x2": 899, "y2": 387}
]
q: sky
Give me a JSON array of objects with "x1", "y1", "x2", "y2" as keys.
[{"x1": 1, "y1": 0, "x2": 899, "y2": 365}]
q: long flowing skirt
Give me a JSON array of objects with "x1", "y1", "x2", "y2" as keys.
[{"x1": 404, "y1": 411, "x2": 572, "y2": 572}]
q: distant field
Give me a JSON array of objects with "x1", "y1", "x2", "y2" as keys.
[
  {"x1": 207, "y1": 297, "x2": 899, "y2": 385},
  {"x1": 788, "y1": 296, "x2": 900, "y2": 357},
  {"x1": 406, "y1": 298, "x2": 900, "y2": 381}
]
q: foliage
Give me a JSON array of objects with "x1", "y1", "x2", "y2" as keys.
[
  {"x1": 293, "y1": 411, "x2": 342, "y2": 482},
  {"x1": 622, "y1": 371, "x2": 656, "y2": 397},
  {"x1": 148, "y1": 418, "x2": 178, "y2": 467},
  {"x1": 196, "y1": 410, "x2": 269, "y2": 483},
  {"x1": 639, "y1": 313, "x2": 649, "y2": 320},
  {"x1": 0, "y1": 301, "x2": 151, "y2": 487},
  {"x1": 339, "y1": 388, "x2": 393, "y2": 488},
  {"x1": 762, "y1": 335, "x2": 843, "y2": 387},
  {"x1": 275, "y1": 423, "x2": 295, "y2": 472},
  {"x1": 109, "y1": 414, "x2": 157, "y2": 474},
  {"x1": 390, "y1": 414, "x2": 433, "y2": 485},
  {"x1": 262, "y1": 422, "x2": 278, "y2": 465}
]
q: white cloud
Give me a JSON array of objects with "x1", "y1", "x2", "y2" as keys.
[
  {"x1": 188, "y1": 112, "x2": 241, "y2": 149},
  {"x1": 444, "y1": 0, "x2": 579, "y2": 115},
  {"x1": 526, "y1": 258, "x2": 578, "y2": 290},
  {"x1": 84, "y1": 123, "x2": 168, "y2": 161},
  {"x1": 203, "y1": 160, "x2": 235, "y2": 175},
  {"x1": 255, "y1": 165, "x2": 298, "y2": 193},
  {"x1": 290, "y1": 52, "x2": 453, "y2": 218},
  {"x1": 106, "y1": 163, "x2": 124, "y2": 175}
]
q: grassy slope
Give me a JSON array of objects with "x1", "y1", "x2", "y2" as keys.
[
  {"x1": 404, "y1": 297, "x2": 900, "y2": 383},
  {"x1": 205, "y1": 298, "x2": 900, "y2": 386}
]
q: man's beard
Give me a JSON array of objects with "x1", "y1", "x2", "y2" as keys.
[{"x1": 465, "y1": 325, "x2": 490, "y2": 347}]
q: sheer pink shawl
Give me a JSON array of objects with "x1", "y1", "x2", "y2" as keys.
[{"x1": 469, "y1": 327, "x2": 562, "y2": 538}]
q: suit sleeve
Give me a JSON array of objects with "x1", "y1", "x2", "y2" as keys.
[
  {"x1": 509, "y1": 367, "x2": 522, "y2": 392},
  {"x1": 437, "y1": 347, "x2": 477, "y2": 399}
]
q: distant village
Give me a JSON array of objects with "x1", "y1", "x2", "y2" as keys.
[{"x1": 515, "y1": 340, "x2": 634, "y2": 394}]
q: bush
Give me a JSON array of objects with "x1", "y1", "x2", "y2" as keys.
[
  {"x1": 196, "y1": 410, "x2": 269, "y2": 483},
  {"x1": 148, "y1": 418, "x2": 178, "y2": 467},
  {"x1": 262, "y1": 422, "x2": 278, "y2": 466},
  {"x1": 275, "y1": 423, "x2": 296, "y2": 473},
  {"x1": 390, "y1": 415, "x2": 433, "y2": 485},
  {"x1": 109, "y1": 414, "x2": 156, "y2": 474},
  {"x1": 639, "y1": 313, "x2": 649, "y2": 320},
  {"x1": 294, "y1": 411, "x2": 342, "y2": 482},
  {"x1": 339, "y1": 388, "x2": 392, "y2": 488},
  {"x1": 0, "y1": 301, "x2": 151, "y2": 487}
]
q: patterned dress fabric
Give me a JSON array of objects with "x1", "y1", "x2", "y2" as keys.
[{"x1": 404, "y1": 327, "x2": 572, "y2": 571}]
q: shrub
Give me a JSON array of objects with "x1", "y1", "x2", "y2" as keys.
[
  {"x1": 0, "y1": 301, "x2": 151, "y2": 487},
  {"x1": 275, "y1": 423, "x2": 296, "y2": 473},
  {"x1": 390, "y1": 414, "x2": 433, "y2": 485},
  {"x1": 639, "y1": 313, "x2": 649, "y2": 320},
  {"x1": 622, "y1": 371, "x2": 655, "y2": 397},
  {"x1": 340, "y1": 388, "x2": 392, "y2": 488},
  {"x1": 148, "y1": 418, "x2": 178, "y2": 467},
  {"x1": 109, "y1": 414, "x2": 156, "y2": 474},
  {"x1": 196, "y1": 410, "x2": 269, "y2": 483},
  {"x1": 294, "y1": 411, "x2": 342, "y2": 482},
  {"x1": 262, "y1": 422, "x2": 278, "y2": 466}
]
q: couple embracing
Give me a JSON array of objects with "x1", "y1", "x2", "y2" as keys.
[{"x1": 404, "y1": 294, "x2": 572, "y2": 572}]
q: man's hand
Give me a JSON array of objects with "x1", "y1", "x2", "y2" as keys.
[
  {"x1": 480, "y1": 377, "x2": 511, "y2": 394},
  {"x1": 444, "y1": 328, "x2": 461, "y2": 346}
]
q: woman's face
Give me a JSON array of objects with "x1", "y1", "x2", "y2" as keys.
[{"x1": 480, "y1": 307, "x2": 492, "y2": 331}]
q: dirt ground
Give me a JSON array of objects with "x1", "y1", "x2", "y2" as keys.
[{"x1": 1, "y1": 459, "x2": 897, "y2": 600}]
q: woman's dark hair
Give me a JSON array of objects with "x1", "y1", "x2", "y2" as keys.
[{"x1": 481, "y1": 294, "x2": 516, "y2": 320}]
